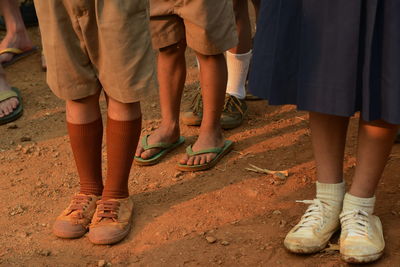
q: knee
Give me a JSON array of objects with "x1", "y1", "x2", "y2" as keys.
[
  {"x1": 107, "y1": 97, "x2": 141, "y2": 121},
  {"x1": 159, "y1": 39, "x2": 187, "y2": 57}
]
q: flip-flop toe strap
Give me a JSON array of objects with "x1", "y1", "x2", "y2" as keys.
[
  {"x1": 186, "y1": 145, "x2": 223, "y2": 157},
  {"x1": 0, "y1": 89, "x2": 18, "y2": 102},
  {"x1": 141, "y1": 134, "x2": 178, "y2": 150},
  {"x1": 0, "y1": 48, "x2": 23, "y2": 55}
]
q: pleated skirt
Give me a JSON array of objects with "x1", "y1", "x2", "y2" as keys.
[{"x1": 249, "y1": 0, "x2": 400, "y2": 124}]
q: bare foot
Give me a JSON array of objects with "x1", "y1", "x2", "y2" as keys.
[
  {"x1": 179, "y1": 129, "x2": 225, "y2": 166},
  {"x1": 0, "y1": 81, "x2": 19, "y2": 118},
  {"x1": 0, "y1": 29, "x2": 34, "y2": 63},
  {"x1": 135, "y1": 123, "x2": 180, "y2": 159}
]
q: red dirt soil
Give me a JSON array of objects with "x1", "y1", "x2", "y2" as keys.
[{"x1": 1, "y1": 26, "x2": 400, "y2": 267}]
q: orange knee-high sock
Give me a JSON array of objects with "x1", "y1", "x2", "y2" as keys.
[
  {"x1": 67, "y1": 118, "x2": 104, "y2": 196},
  {"x1": 102, "y1": 116, "x2": 142, "y2": 199}
]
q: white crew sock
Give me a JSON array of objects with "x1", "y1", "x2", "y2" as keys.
[
  {"x1": 316, "y1": 181, "x2": 346, "y2": 204},
  {"x1": 226, "y1": 50, "x2": 252, "y2": 99},
  {"x1": 342, "y1": 193, "x2": 376, "y2": 214}
]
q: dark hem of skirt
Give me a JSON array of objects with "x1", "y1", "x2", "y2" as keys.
[{"x1": 264, "y1": 100, "x2": 400, "y2": 125}]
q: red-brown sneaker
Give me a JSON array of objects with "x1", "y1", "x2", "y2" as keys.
[
  {"x1": 88, "y1": 197, "x2": 134, "y2": 245},
  {"x1": 53, "y1": 194, "x2": 100, "y2": 238}
]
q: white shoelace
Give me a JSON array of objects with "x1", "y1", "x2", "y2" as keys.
[
  {"x1": 340, "y1": 209, "x2": 369, "y2": 237},
  {"x1": 295, "y1": 199, "x2": 332, "y2": 230}
]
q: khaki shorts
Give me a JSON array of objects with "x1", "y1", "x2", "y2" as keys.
[
  {"x1": 149, "y1": 0, "x2": 238, "y2": 55},
  {"x1": 34, "y1": 0, "x2": 157, "y2": 103}
]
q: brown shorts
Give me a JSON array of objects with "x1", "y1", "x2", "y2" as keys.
[
  {"x1": 34, "y1": 0, "x2": 157, "y2": 103},
  {"x1": 149, "y1": 0, "x2": 238, "y2": 55}
]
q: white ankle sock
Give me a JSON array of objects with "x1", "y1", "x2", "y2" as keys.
[
  {"x1": 226, "y1": 50, "x2": 252, "y2": 100},
  {"x1": 316, "y1": 181, "x2": 346, "y2": 204},
  {"x1": 342, "y1": 193, "x2": 376, "y2": 214}
]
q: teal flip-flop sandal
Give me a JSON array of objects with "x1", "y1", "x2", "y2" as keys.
[
  {"x1": 176, "y1": 140, "x2": 234, "y2": 172},
  {"x1": 0, "y1": 87, "x2": 23, "y2": 125},
  {"x1": 134, "y1": 135, "x2": 185, "y2": 166}
]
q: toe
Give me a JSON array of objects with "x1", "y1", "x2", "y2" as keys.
[
  {"x1": 187, "y1": 156, "x2": 195, "y2": 166},
  {"x1": 141, "y1": 148, "x2": 159, "y2": 159},
  {"x1": 193, "y1": 156, "x2": 201, "y2": 166},
  {"x1": 135, "y1": 145, "x2": 144, "y2": 157},
  {"x1": 206, "y1": 153, "x2": 215, "y2": 163},
  {"x1": 199, "y1": 156, "x2": 206, "y2": 165},
  {"x1": 179, "y1": 153, "x2": 189, "y2": 164}
]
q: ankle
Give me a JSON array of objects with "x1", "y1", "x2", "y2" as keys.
[
  {"x1": 316, "y1": 181, "x2": 346, "y2": 209},
  {"x1": 342, "y1": 193, "x2": 375, "y2": 214}
]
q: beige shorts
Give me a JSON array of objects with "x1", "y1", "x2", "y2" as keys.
[
  {"x1": 34, "y1": 0, "x2": 157, "y2": 103},
  {"x1": 149, "y1": 0, "x2": 238, "y2": 55}
]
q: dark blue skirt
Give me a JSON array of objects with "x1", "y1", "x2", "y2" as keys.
[{"x1": 249, "y1": 0, "x2": 400, "y2": 124}]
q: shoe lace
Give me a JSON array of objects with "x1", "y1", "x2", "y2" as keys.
[
  {"x1": 295, "y1": 199, "x2": 333, "y2": 230},
  {"x1": 189, "y1": 90, "x2": 203, "y2": 114},
  {"x1": 67, "y1": 195, "x2": 92, "y2": 219},
  {"x1": 340, "y1": 209, "x2": 369, "y2": 237},
  {"x1": 223, "y1": 94, "x2": 245, "y2": 115},
  {"x1": 96, "y1": 200, "x2": 120, "y2": 222}
]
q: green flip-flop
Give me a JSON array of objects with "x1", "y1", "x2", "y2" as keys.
[
  {"x1": 134, "y1": 135, "x2": 185, "y2": 166},
  {"x1": 176, "y1": 140, "x2": 234, "y2": 172},
  {"x1": 0, "y1": 87, "x2": 23, "y2": 125}
]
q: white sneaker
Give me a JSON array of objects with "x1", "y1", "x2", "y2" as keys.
[
  {"x1": 340, "y1": 209, "x2": 384, "y2": 263},
  {"x1": 284, "y1": 199, "x2": 341, "y2": 253}
]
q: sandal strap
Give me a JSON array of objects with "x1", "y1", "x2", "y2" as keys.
[
  {"x1": 0, "y1": 48, "x2": 23, "y2": 55},
  {"x1": 186, "y1": 145, "x2": 223, "y2": 156},
  {"x1": 141, "y1": 134, "x2": 178, "y2": 150},
  {"x1": 0, "y1": 89, "x2": 18, "y2": 102}
]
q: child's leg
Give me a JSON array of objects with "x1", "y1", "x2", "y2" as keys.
[
  {"x1": 88, "y1": 96, "x2": 142, "y2": 245},
  {"x1": 230, "y1": 0, "x2": 252, "y2": 55},
  {"x1": 309, "y1": 112, "x2": 349, "y2": 183},
  {"x1": 66, "y1": 91, "x2": 103, "y2": 196},
  {"x1": 179, "y1": 52, "x2": 226, "y2": 166},
  {"x1": 217, "y1": 0, "x2": 252, "y2": 129},
  {"x1": 53, "y1": 92, "x2": 104, "y2": 239},
  {"x1": 251, "y1": 0, "x2": 261, "y2": 22},
  {"x1": 340, "y1": 119, "x2": 397, "y2": 263},
  {"x1": 135, "y1": 40, "x2": 187, "y2": 159},
  {"x1": 103, "y1": 97, "x2": 142, "y2": 200},
  {"x1": 349, "y1": 119, "x2": 398, "y2": 198},
  {"x1": 0, "y1": 0, "x2": 34, "y2": 63},
  {"x1": 0, "y1": 65, "x2": 18, "y2": 118},
  {"x1": 284, "y1": 112, "x2": 348, "y2": 254}
]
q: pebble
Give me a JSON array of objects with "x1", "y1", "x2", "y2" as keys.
[
  {"x1": 98, "y1": 260, "x2": 106, "y2": 267},
  {"x1": 20, "y1": 136, "x2": 32, "y2": 142},
  {"x1": 7, "y1": 124, "x2": 18, "y2": 129},
  {"x1": 205, "y1": 236, "x2": 217, "y2": 244},
  {"x1": 150, "y1": 103, "x2": 157, "y2": 108},
  {"x1": 36, "y1": 249, "x2": 51, "y2": 256},
  {"x1": 174, "y1": 171, "x2": 183, "y2": 178},
  {"x1": 272, "y1": 210, "x2": 281, "y2": 215},
  {"x1": 220, "y1": 240, "x2": 230, "y2": 246}
]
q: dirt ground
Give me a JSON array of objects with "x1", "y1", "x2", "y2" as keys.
[{"x1": 1, "y1": 23, "x2": 400, "y2": 267}]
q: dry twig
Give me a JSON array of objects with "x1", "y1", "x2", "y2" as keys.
[{"x1": 245, "y1": 164, "x2": 289, "y2": 180}]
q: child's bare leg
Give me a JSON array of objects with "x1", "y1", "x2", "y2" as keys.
[
  {"x1": 251, "y1": 0, "x2": 261, "y2": 22},
  {"x1": 349, "y1": 119, "x2": 398, "y2": 198},
  {"x1": 135, "y1": 40, "x2": 187, "y2": 159},
  {"x1": 0, "y1": 0, "x2": 34, "y2": 63},
  {"x1": 180, "y1": 53, "x2": 226, "y2": 166},
  {"x1": 309, "y1": 112, "x2": 349, "y2": 183},
  {"x1": 230, "y1": 0, "x2": 252, "y2": 54}
]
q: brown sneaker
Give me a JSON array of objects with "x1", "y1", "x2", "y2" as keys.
[
  {"x1": 221, "y1": 94, "x2": 248, "y2": 129},
  {"x1": 53, "y1": 194, "x2": 100, "y2": 239},
  {"x1": 181, "y1": 89, "x2": 202, "y2": 126},
  {"x1": 88, "y1": 197, "x2": 134, "y2": 245}
]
